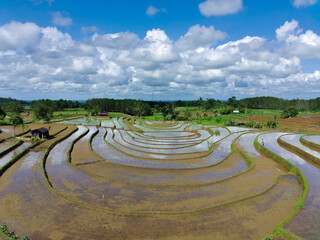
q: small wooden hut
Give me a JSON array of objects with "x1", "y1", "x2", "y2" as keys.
[{"x1": 31, "y1": 127, "x2": 49, "y2": 139}]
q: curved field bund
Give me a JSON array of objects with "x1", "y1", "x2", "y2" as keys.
[{"x1": 0, "y1": 118, "x2": 319, "y2": 239}]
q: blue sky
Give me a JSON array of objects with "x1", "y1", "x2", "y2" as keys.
[{"x1": 0, "y1": 0, "x2": 320, "y2": 100}]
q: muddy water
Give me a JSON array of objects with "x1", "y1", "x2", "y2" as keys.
[
  {"x1": 0, "y1": 127, "x2": 302, "y2": 239},
  {"x1": 48, "y1": 125, "x2": 88, "y2": 166},
  {"x1": 236, "y1": 132, "x2": 261, "y2": 157},
  {"x1": 49, "y1": 162, "x2": 281, "y2": 213},
  {"x1": 129, "y1": 132, "x2": 203, "y2": 144},
  {"x1": 0, "y1": 164, "x2": 301, "y2": 240},
  {"x1": 0, "y1": 142, "x2": 31, "y2": 168},
  {"x1": 281, "y1": 134, "x2": 320, "y2": 159},
  {"x1": 112, "y1": 117, "x2": 123, "y2": 129},
  {"x1": 59, "y1": 118, "x2": 99, "y2": 126},
  {"x1": 123, "y1": 132, "x2": 193, "y2": 148},
  {"x1": 117, "y1": 117, "x2": 128, "y2": 130},
  {"x1": 116, "y1": 130, "x2": 212, "y2": 154},
  {"x1": 226, "y1": 126, "x2": 255, "y2": 133},
  {"x1": 259, "y1": 133, "x2": 320, "y2": 240},
  {"x1": 93, "y1": 128, "x2": 190, "y2": 168},
  {"x1": 132, "y1": 130, "x2": 201, "y2": 140},
  {"x1": 45, "y1": 132, "x2": 278, "y2": 213},
  {"x1": 93, "y1": 128, "x2": 239, "y2": 168},
  {"x1": 304, "y1": 135, "x2": 320, "y2": 145},
  {"x1": 76, "y1": 150, "x2": 248, "y2": 187},
  {"x1": 0, "y1": 140, "x2": 18, "y2": 153},
  {"x1": 71, "y1": 126, "x2": 100, "y2": 164},
  {"x1": 201, "y1": 133, "x2": 242, "y2": 165},
  {"x1": 106, "y1": 129, "x2": 211, "y2": 160},
  {"x1": 100, "y1": 119, "x2": 115, "y2": 128},
  {"x1": 141, "y1": 131, "x2": 198, "y2": 138},
  {"x1": 133, "y1": 123, "x2": 190, "y2": 131}
]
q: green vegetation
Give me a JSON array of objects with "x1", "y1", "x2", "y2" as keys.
[
  {"x1": 0, "y1": 225, "x2": 30, "y2": 240},
  {"x1": 281, "y1": 106, "x2": 299, "y2": 118},
  {"x1": 154, "y1": 103, "x2": 179, "y2": 120},
  {"x1": 0, "y1": 97, "x2": 28, "y2": 108},
  {"x1": 239, "y1": 96, "x2": 320, "y2": 111},
  {"x1": 85, "y1": 98, "x2": 152, "y2": 116},
  {"x1": 30, "y1": 99, "x2": 82, "y2": 111},
  {"x1": 6, "y1": 102, "x2": 24, "y2": 136},
  {"x1": 0, "y1": 106, "x2": 6, "y2": 121},
  {"x1": 172, "y1": 108, "x2": 282, "y2": 127},
  {"x1": 52, "y1": 108, "x2": 86, "y2": 120},
  {"x1": 33, "y1": 103, "x2": 53, "y2": 122}
]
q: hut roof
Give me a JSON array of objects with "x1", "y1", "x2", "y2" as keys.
[{"x1": 31, "y1": 127, "x2": 49, "y2": 133}]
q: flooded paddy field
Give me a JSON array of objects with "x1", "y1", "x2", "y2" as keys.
[{"x1": 0, "y1": 117, "x2": 318, "y2": 239}]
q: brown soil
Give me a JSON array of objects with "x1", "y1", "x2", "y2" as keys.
[{"x1": 243, "y1": 113, "x2": 320, "y2": 133}]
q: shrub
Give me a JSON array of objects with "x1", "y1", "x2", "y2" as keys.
[
  {"x1": 254, "y1": 122, "x2": 263, "y2": 129},
  {"x1": 225, "y1": 120, "x2": 236, "y2": 126},
  {"x1": 220, "y1": 107, "x2": 233, "y2": 115},
  {"x1": 215, "y1": 116, "x2": 222, "y2": 123},
  {"x1": 245, "y1": 121, "x2": 254, "y2": 128},
  {"x1": 264, "y1": 120, "x2": 279, "y2": 129},
  {"x1": 281, "y1": 106, "x2": 298, "y2": 118}
]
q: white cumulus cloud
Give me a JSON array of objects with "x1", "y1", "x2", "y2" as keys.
[
  {"x1": 199, "y1": 0, "x2": 243, "y2": 17},
  {"x1": 176, "y1": 25, "x2": 227, "y2": 51},
  {"x1": 146, "y1": 6, "x2": 160, "y2": 16},
  {"x1": 292, "y1": 0, "x2": 318, "y2": 7},
  {"x1": 52, "y1": 12, "x2": 72, "y2": 27},
  {"x1": 0, "y1": 21, "x2": 41, "y2": 50},
  {"x1": 82, "y1": 26, "x2": 99, "y2": 34},
  {"x1": 277, "y1": 19, "x2": 320, "y2": 59},
  {"x1": 0, "y1": 20, "x2": 320, "y2": 100}
]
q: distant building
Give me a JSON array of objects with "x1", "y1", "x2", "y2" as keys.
[
  {"x1": 233, "y1": 110, "x2": 240, "y2": 114},
  {"x1": 98, "y1": 112, "x2": 108, "y2": 116},
  {"x1": 31, "y1": 127, "x2": 49, "y2": 139}
]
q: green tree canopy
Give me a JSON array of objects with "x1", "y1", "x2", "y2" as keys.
[
  {"x1": 281, "y1": 106, "x2": 299, "y2": 118},
  {"x1": 0, "y1": 106, "x2": 6, "y2": 120},
  {"x1": 6, "y1": 102, "x2": 24, "y2": 116},
  {"x1": 33, "y1": 104, "x2": 53, "y2": 122},
  {"x1": 9, "y1": 116, "x2": 23, "y2": 136}
]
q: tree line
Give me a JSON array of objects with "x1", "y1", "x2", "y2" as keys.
[
  {"x1": 0, "y1": 97, "x2": 27, "y2": 107},
  {"x1": 148, "y1": 96, "x2": 320, "y2": 111},
  {"x1": 237, "y1": 96, "x2": 320, "y2": 111},
  {"x1": 85, "y1": 98, "x2": 152, "y2": 116},
  {"x1": 30, "y1": 99, "x2": 82, "y2": 111}
]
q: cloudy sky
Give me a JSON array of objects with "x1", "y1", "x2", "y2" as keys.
[{"x1": 0, "y1": 0, "x2": 320, "y2": 100}]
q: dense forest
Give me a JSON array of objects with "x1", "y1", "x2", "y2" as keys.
[
  {"x1": 148, "y1": 97, "x2": 320, "y2": 111},
  {"x1": 0, "y1": 97, "x2": 28, "y2": 107},
  {"x1": 85, "y1": 98, "x2": 152, "y2": 116},
  {"x1": 30, "y1": 99, "x2": 82, "y2": 111},
  {"x1": 238, "y1": 97, "x2": 320, "y2": 111},
  {"x1": 1, "y1": 97, "x2": 319, "y2": 114}
]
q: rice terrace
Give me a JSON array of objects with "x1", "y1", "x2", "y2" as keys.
[
  {"x1": 1, "y1": 0, "x2": 320, "y2": 239},
  {"x1": 0, "y1": 97, "x2": 319, "y2": 240}
]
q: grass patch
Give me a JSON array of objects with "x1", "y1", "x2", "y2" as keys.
[{"x1": 141, "y1": 112, "x2": 164, "y2": 121}]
